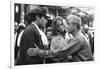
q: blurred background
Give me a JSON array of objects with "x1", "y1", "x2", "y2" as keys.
[{"x1": 14, "y1": 3, "x2": 94, "y2": 33}]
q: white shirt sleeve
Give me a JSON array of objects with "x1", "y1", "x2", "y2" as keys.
[
  {"x1": 39, "y1": 30, "x2": 48, "y2": 46},
  {"x1": 17, "y1": 30, "x2": 24, "y2": 47}
]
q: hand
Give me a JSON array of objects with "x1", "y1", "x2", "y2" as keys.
[
  {"x1": 38, "y1": 49, "x2": 45, "y2": 55},
  {"x1": 27, "y1": 48, "x2": 39, "y2": 56},
  {"x1": 66, "y1": 55, "x2": 72, "y2": 61}
]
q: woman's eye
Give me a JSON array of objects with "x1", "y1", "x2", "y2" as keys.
[
  {"x1": 67, "y1": 22, "x2": 71, "y2": 25},
  {"x1": 61, "y1": 24, "x2": 63, "y2": 25}
]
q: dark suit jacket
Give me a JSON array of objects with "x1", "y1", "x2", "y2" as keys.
[{"x1": 15, "y1": 23, "x2": 44, "y2": 65}]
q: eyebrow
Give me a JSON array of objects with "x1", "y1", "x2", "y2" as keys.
[{"x1": 67, "y1": 22, "x2": 70, "y2": 25}]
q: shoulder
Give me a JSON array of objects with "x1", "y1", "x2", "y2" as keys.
[
  {"x1": 51, "y1": 36, "x2": 57, "y2": 42},
  {"x1": 24, "y1": 24, "x2": 39, "y2": 34},
  {"x1": 69, "y1": 38, "x2": 81, "y2": 45},
  {"x1": 51, "y1": 35, "x2": 62, "y2": 41},
  {"x1": 77, "y1": 34, "x2": 90, "y2": 48}
]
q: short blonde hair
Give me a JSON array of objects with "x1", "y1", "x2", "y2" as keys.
[{"x1": 67, "y1": 15, "x2": 81, "y2": 29}]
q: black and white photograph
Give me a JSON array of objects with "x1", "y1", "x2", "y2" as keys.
[
  {"x1": 12, "y1": 1, "x2": 94, "y2": 67},
  {"x1": 2, "y1": 0, "x2": 100, "y2": 69}
]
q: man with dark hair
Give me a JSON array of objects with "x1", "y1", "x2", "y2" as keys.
[{"x1": 15, "y1": 7, "x2": 48, "y2": 65}]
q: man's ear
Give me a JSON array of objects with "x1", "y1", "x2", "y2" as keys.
[{"x1": 36, "y1": 15, "x2": 40, "y2": 20}]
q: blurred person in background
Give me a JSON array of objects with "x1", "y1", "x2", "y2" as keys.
[
  {"x1": 46, "y1": 27, "x2": 52, "y2": 48},
  {"x1": 90, "y1": 32, "x2": 94, "y2": 54},
  {"x1": 82, "y1": 24, "x2": 90, "y2": 41},
  {"x1": 14, "y1": 22, "x2": 19, "y2": 46},
  {"x1": 14, "y1": 22, "x2": 19, "y2": 34},
  {"x1": 82, "y1": 24, "x2": 94, "y2": 55},
  {"x1": 14, "y1": 23, "x2": 25, "y2": 60}
]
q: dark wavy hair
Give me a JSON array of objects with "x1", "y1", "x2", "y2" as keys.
[
  {"x1": 24, "y1": 7, "x2": 47, "y2": 25},
  {"x1": 24, "y1": 13, "x2": 45, "y2": 25},
  {"x1": 51, "y1": 17, "x2": 63, "y2": 36}
]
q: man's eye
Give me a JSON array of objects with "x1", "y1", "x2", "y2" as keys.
[{"x1": 58, "y1": 25, "x2": 60, "y2": 27}]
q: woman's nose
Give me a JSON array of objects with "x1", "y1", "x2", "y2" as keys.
[{"x1": 64, "y1": 24, "x2": 68, "y2": 32}]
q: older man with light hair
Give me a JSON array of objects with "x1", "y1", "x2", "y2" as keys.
[{"x1": 54, "y1": 14, "x2": 93, "y2": 62}]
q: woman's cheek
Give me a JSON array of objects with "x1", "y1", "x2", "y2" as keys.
[{"x1": 60, "y1": 26, "x2": 64, "y2": 32}]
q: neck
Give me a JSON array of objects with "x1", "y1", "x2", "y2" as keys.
[
  {"x1": 72, "y1": 29, "x2": 81, "y2": 38},
  {"x1": 57, "y1": 31, "x2": 65, "y2": 38},
  {"x1": 33, "y1": 21, "x2": 39, "y2": 26}
]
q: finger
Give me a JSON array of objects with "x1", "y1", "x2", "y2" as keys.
[{"x1": 34, "y1": 44, "x2": 39, "y2": 48}]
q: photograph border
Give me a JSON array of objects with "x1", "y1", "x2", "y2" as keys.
[{"x1": 10, "y1": 0, "x2": 95, "y2": 69}]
